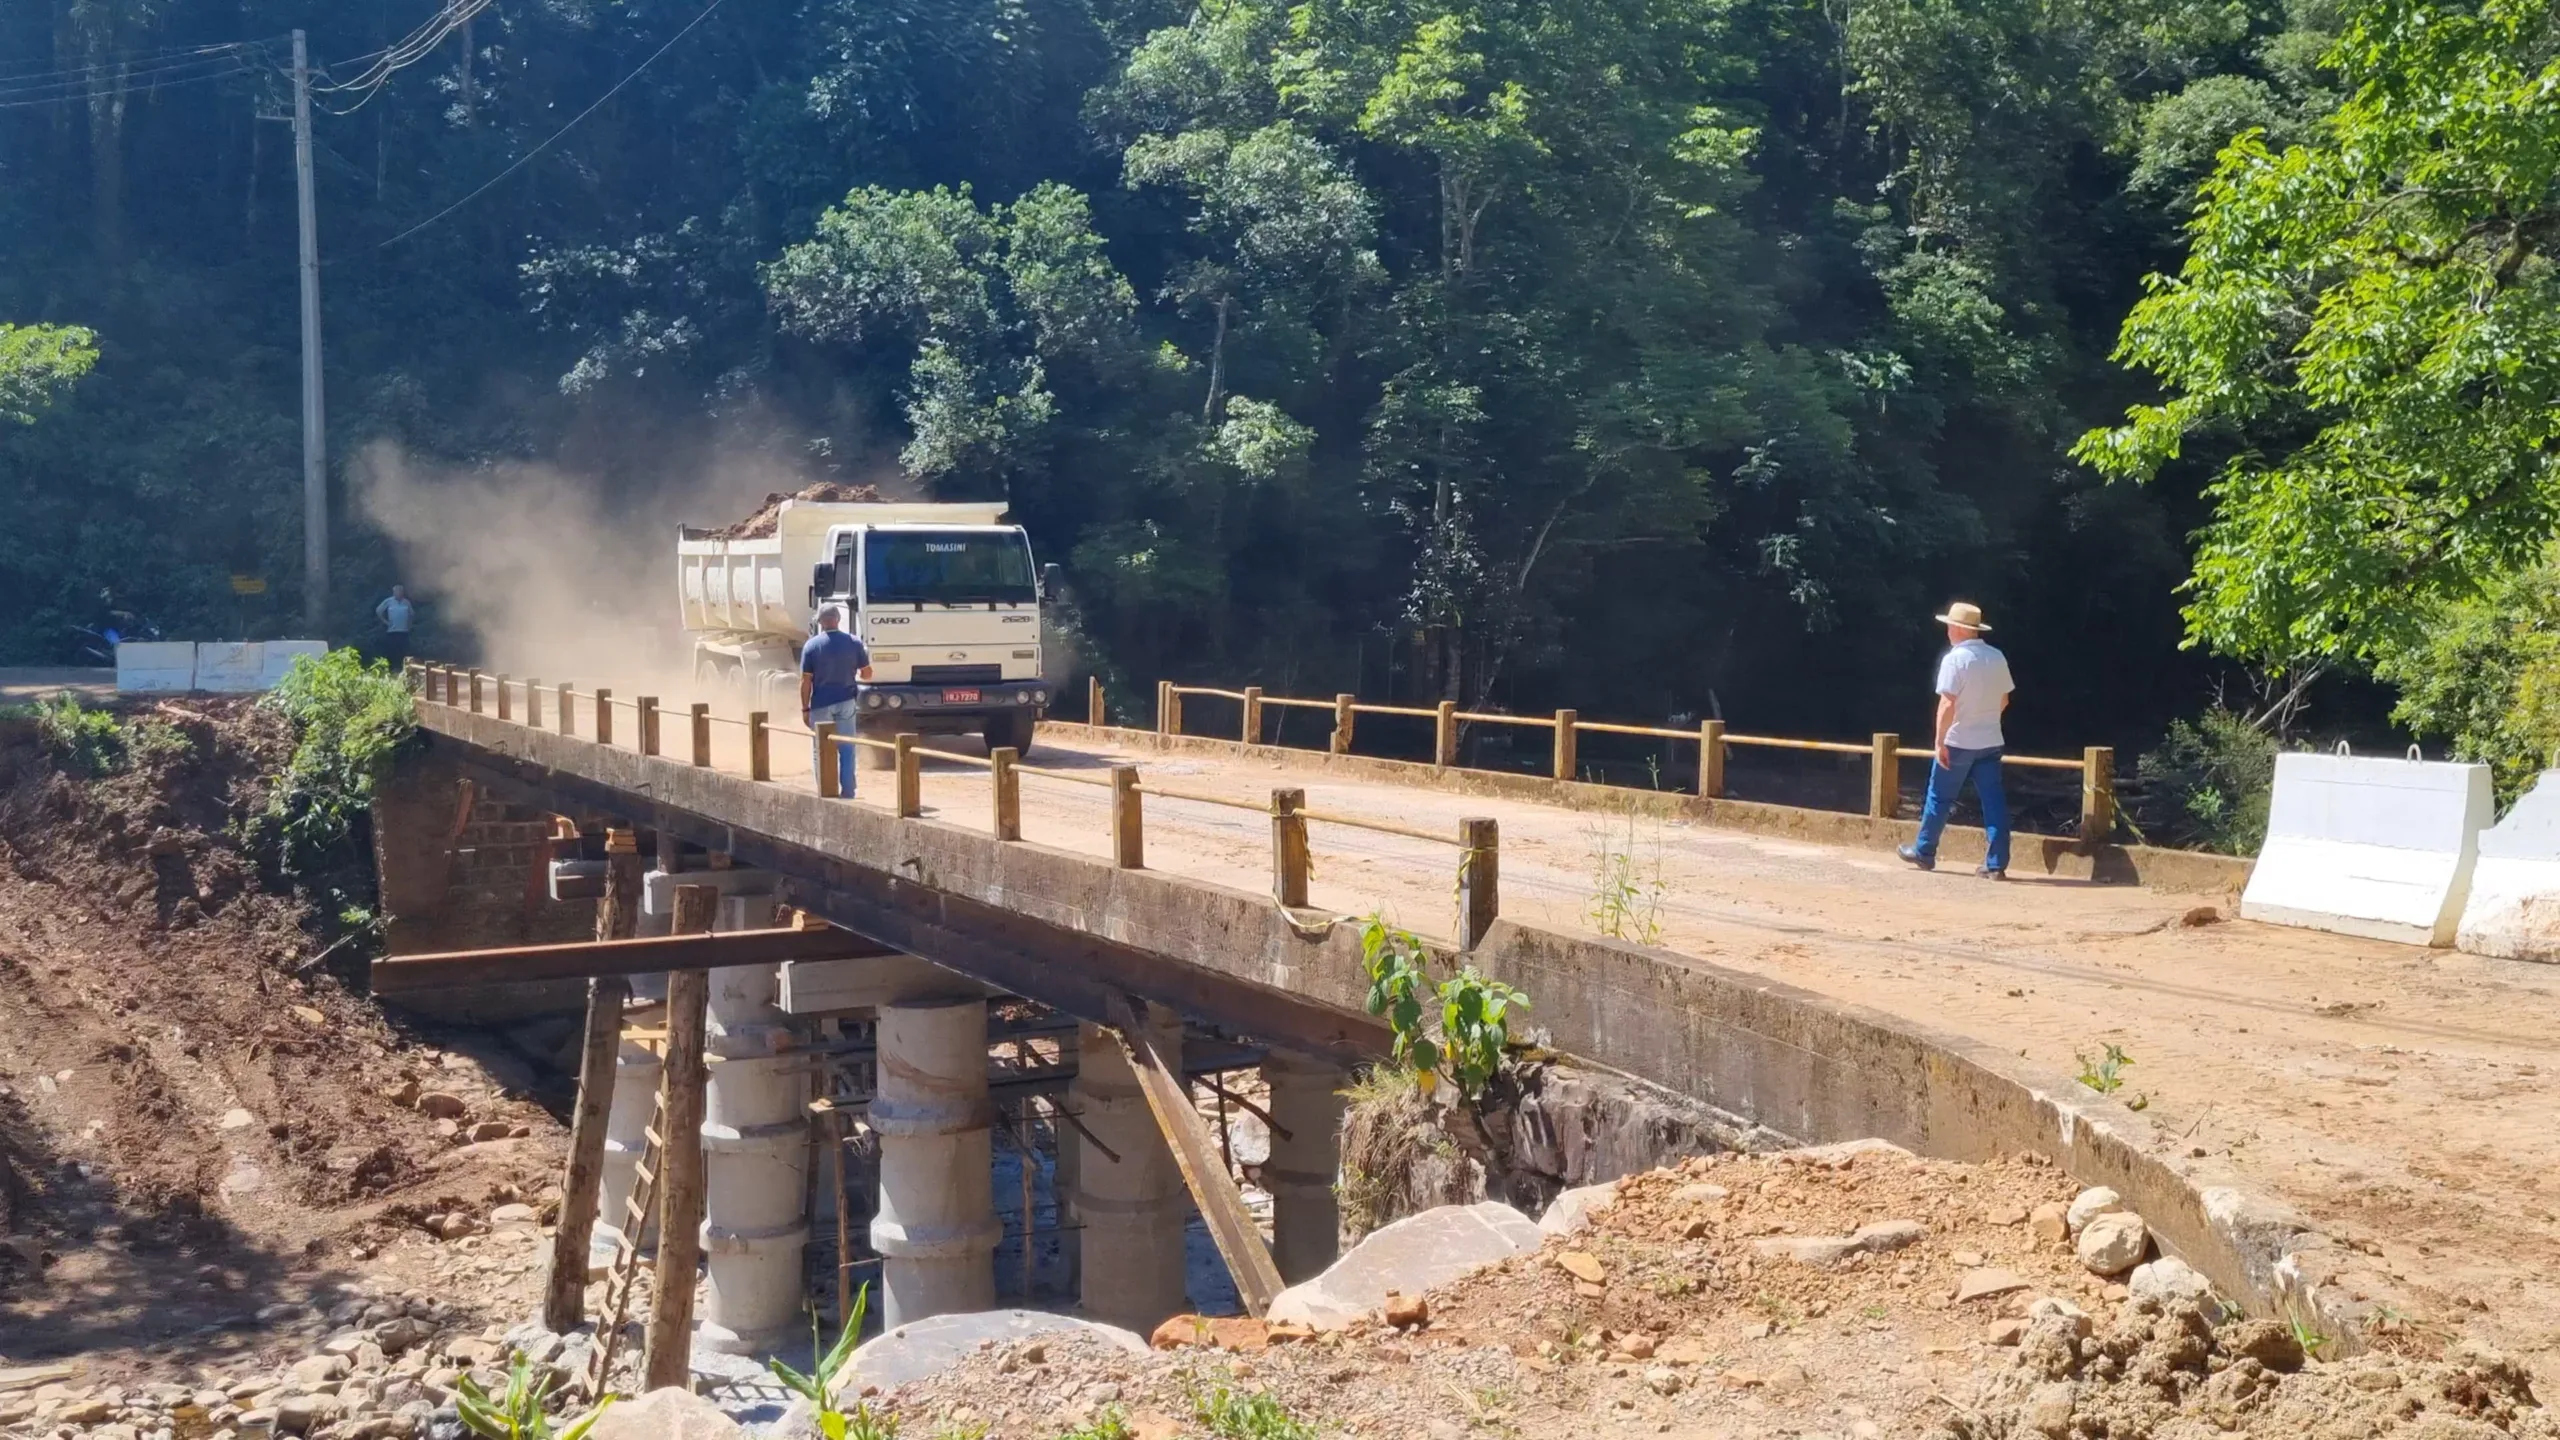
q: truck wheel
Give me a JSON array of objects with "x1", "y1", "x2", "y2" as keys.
[{"x1": 983, "y1": 711, "x2": 1035, "y2": 759}]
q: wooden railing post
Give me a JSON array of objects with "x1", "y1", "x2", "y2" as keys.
[
  {"x1": 992, "y1": 746, "x2": 1022, "y2": 840},
  {"x1": 1111, "y1": 765, "x2": 1144, "y2": 869},
  {"x1": 748, "y1": 712, "x2": 770, "y2": 781},
  {"x1": 467, "y1": 669, "x2": 484, "y2": 714},
  {"x1": 638, "y1": 697, "x2": 661, "y2": 757},
  {"x1": 523, "y1": 680, "x2": 542, "y2": 729},
  {"x1": 1699, "y1": 719, "x2": 1726, "y2": 798},
  {"x1": 593, "y1": 688, "x2": 614, "y2": 747},
  {"x1": 895, "y1": 733, "x2": 922, "y2": 818},
  {"x1": 494, "y1": 676, "x2": 512, "y2": 722},
  {"x1": 1331, "y1": 694, "x2": 1355, "y2": 755},
  {"x1": 691, "y1": 703, "x2": 712, "y2": 767},
  {"x1": 1434, "y1": 700, "x2": 1458, "y2": 769},
  {"x1": 1242, "y1": 686, "x2": 1263, "y2": 745},
  {"x1": 1271, "y1": 788, "x2": 1309, "y2": 909},
  {"x1": 1167, "y1": 685, "x2": 1184, "y2": 737},
  {"x1": 1089, "y1": 674, "x2": 1105, "y2": 726},
  {"x1": 556, "y1": 683, "x2": 574, "y2": 736},
  {"x1": 2082, "y1": 746, "x2": 2115, "y2": 843},
  {"x1": 1457, "y1": 817, "x2": 1499, "y2": 950},
  {"x1": 1156, "y1": 681, "x2": 1173, "y2": 736},
  {"x1": 1553, "y1": 709, "x2": 1578, "y2": 782},
  {"x1": 813, "y1": 722, "x2": 839, "y2": 798},
  {"x1": 1869, "y1": 732, "x2": 1900, "y2": 820}
]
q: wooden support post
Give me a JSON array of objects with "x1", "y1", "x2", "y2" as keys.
[
  {"x1": 1869, "y1": 732, "x2": 1901, "y2": 820},
  {"x1": 1103, "y1": 992, "x2": 1285, "y2": 1316},
  {"x1": 1156, "y1": 681, "x2": 1172, "y2": 735},
  {"x1": 690, "y1": 704, "x2": 712, "y2": 767},
  {"x1": 748, "y1": 713, "x2": 770, "y2": 781},
  {"x1": 495, "y1": 676, "x2": 512, "y2": 722},
  {"x1": 1553, "y1": 709, "x2": 1577, "y2": 782},
  {"x1": 813, "y1": 722, "x2": 839, "y2": 799},
  {"x1": 524, "y1": 680, "x2": 542, "y2": 730},
  {"x1": 1699, "y1": 719, "x2": 1726, "y2": 798},
  {"x1": 638, "y1": 697, "x2": 661, "y2": 757},
  {"x1": 1457, "y1": 817, "x2": 1499, "y2": 950},
  {"x1": 991, "y1": 747, "x2": 1021, "y2": 840},
  {"x1": 894, "y1": 733, "x2": 922, "y2": 818},
  {"x1": 542, "y1": 828, "x2": 642, "y2": 1333},
  {"x1": 1434, "y1": 700, "x2": 1457, "y2": 769},
  {"x1": 467, "y1": 669, "x2": 484, "y2": 714},
  {"x1": 2082, "y1": 746, "x2": 2115, "y2": 843},
  {"x1": 1241, "y1": 686, "x2": 1263, "y2": 745},
  {"x1": 1111, "y1": 765, "x2": 1143, "y2": 869},
  {"x1": 1166, "y1": 685, "x2": 1184, "y2": 737},
  {"x1": 1088, "y1": 675, "x2": 1105, "y2": 726},
  {"x1": 594, "y1": 689, "x2": 614, "y2": 747},
  {"x1": 557, "y1": 683, "x2": 574, "y2": 737},
  {"x1": 1331, "y1": 694, "x2": 1355, "y2": 754},
  {"x1": 641, "y1": 884, "x2": 716, "y2": 1393},
  {"x1": 1271, "y1": 788, "x2": 1309, "y2": 909}
]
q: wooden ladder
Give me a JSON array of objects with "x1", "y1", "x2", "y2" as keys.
[{"x1": 582, "y1": 1084, "x2": 667, "y2": 1399}]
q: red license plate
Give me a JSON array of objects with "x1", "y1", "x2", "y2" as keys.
[{"x1": 941, "y1": 688, "x2": 981, "y2": 704}]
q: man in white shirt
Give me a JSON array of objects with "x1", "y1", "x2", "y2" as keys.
[
  {"x1": 374, "y1": 585, "x2": 416, "y2": 673},
  {"x1": 1899, "y1": 600, "x2": 2014, "y2": 878}
]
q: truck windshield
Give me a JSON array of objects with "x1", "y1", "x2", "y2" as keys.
[{"x1": 864, "y1": 530, "x2": 1036, "y2": 606}]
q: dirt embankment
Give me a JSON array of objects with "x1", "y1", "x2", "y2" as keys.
[{"x1": 0, "y1": 700, "x2": 564, "y2": 1379}]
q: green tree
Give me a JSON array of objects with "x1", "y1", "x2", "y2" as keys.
[
  {"x1": 2078, "y1": 0, "x2": 2560, "y2": 667},
  {"x1": 0, "y1": 323, "x2": 96, "y2": 423}
]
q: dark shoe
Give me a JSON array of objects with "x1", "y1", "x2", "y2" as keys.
[
  {"x1": 1897, "y1": 844, "x2": 1934, "y2": 872},
  {"x1": 1975, "y1": 865, "x2": 2006, "y2": 880}
]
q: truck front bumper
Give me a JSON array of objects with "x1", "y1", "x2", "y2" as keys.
[{"x1": 854, "y1": 681, "x2": 1050, "y2": 721}]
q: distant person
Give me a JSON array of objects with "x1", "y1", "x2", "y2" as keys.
[
  {"x1": 801, "y1": 605, "x2": 873, "y2": 798},
  {"x1": 1899, "y1": 600, "x2": 2014, "y2": 878},
  {"x1": 374, "y1": 585, "x2": 415, "y2": 672}
]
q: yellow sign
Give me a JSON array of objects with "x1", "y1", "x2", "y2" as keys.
[{"x1": 229, "y1": 574, "x2": 267, "y2": 595}]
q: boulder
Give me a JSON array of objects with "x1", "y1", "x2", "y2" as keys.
[
  {"x1": 414, "y1": 1094, "x2": 467, "y2": 1121},
  {"x1": 1536, "y1": 1182, "x2": 1619, "y2": 1237},
  {"x1": 287, "y1": 1357, "x2": 350, "y2": 1388},
  {"x1": 2076, "y1": 1211, "x2": 2149, "y2": 1276},
  {"x1": 1751, "y1": 1219, "x2": 1925, "y2": 1267},
  {"x1": 847, "y1": 1312, "x2": 1147, "y2": 1392},
  {"x1": 2064, "y1": 1187, "x2": 2126, "y2": 1236},
  {"x1": 2126, "y1": 1257, "x2": 2227, "y2": 1320},
  {"x1": 1266, "y1": 1202, "x2": 1542, "y2": 1330},
  {"x1": 274, "y1": 1394, "x2": 342, "y2": 1435},
  {"x1": 583, "y1": 1389, "x2": 744, "y2": 1440}
]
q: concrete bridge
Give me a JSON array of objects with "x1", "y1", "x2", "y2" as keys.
[{"x1": 376, "y1": 669, "x2": 2560, "y2": 1364}]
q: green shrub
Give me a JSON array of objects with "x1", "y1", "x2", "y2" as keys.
[
  {"x1": 35, "y1": 693, "x2": 127, "y2": 778},
  {"x1": 2374, "y1": 561, "x2": 2560, "y2": 804},
  {"x1": 2133, "y1": 708, "x2": 2276, "y2": 855},
  {"x1": 258, "y1": 648, "x2": 418, "y2": 880}
]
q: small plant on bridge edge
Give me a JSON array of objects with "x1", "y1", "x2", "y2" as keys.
[
  {"x1": 2074, "y1": 1043, "x2": 2133, "y2": 1095},
  {"x1": 1584, "y1": 808, "x2": 1667, "y2": 945},
  {"x1": 453, "y1": 1351, "x2": 612, "y2": 1440},
  {"x1": 767, "y1": 1284, "x2": 899, "y2": 1440},
  {"x1": 1359, "y1": 917, "x2": 1531, "y2": 1104}
]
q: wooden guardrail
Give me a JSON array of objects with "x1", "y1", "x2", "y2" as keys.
[
  {"x1": 1151, "y1": 680, "x2": 2116, "y2": 840},
  {"x1": 409, "y1": 664, "x2": 1501, "y2": 948}
]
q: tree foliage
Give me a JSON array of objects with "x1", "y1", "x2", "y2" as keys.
[{"x1": 0, "y1": 323, "x2": 96, "y2": 423}]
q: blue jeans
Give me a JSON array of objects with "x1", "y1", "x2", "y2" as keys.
[
  {"x1": 810, "y1": 697, "x2": 861, "y2": 797},
  {"x1": 1915, "y1": 745, "x2": 2010, "y2": 872}
]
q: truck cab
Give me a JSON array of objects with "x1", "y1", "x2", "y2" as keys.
[{"x1": 808, "y1": 522, "x2": 1050, "y2": 754}]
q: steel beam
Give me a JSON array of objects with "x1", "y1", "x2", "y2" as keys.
[{"x1": 371, "y1": 925, "x2": 896, "y2": 993}]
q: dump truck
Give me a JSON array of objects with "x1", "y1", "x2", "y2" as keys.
[{"x1": 678, "y1": 496, "x2": 1053, "y2": 755}]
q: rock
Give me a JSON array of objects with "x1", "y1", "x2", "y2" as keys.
[
  {"x1": 582, "y1": 1389, "x2": 745, "y2": 1440},
  {"x1": 2222, "y1": 1320, "x2": 2306, "y2": 1373},
  {"x1": 191, "y1": 1392, "x2": 228, "y2": 1411},
  {"x1": 1985, "y1": 1320, "x2": 2025, "y2": 1347},
  {"x1": 91, "y1": 1424, "x2": 138, "y2": 1440},
  {"x1": 1538, "y1": 1182, "x2": 1620, "y2": 1237},
  {"x1": 239, "y1": 1409, "x2": 279, "y2": 1431},
  {"x1": 1621, "y1": 1334, "x2": 1655, "y2": 1360},
  {"x1": 0, "y1": 1365, "x2": 81, "y2": 1394},
  {"x1": 2126, "y1": 1256, "x2": 2225, "y2": 1319},
  {"x1": 2028, "y1": 1202, "x2": 2069, "y2": 1245},
  {"x1": 433, "y1": 1214, "x2": 480, "y2": 1241},
  {"x1": 219, "y1": 1108, "x2": 257, "y2": 1131},
  {"x1": 414, "y1": 1094, "x2": 467, "y2": 1121},
  {"x1": 1382, "y1": 1292, "x2": 1429, "y2": 1330},
  {"x1": 352, "y1": 1345, "x2": 388, "y2": 1374},
  {"x1": 1643, "y1": 1368, "x2": 1681, "y2": 1396},
  {"x1": 288, "y1": 1357, "x2": 350, "y2": 1388},
  {"x1": 2026, "y1": 1297, "x2": 2093, "y2": 1339},
  {"x1": 1752, "y1": 1220, "x2": 1925, "y2": 1267},
  {"x1": 2075, "y1": 1211, "x2": 2148, "y2": 1276},
  {"x1": 382, "y1": 1081, "x2": 421, "y2": 1108},
  {"x1": 1556, "y1": 1252, "x2": 1606, "y2": 1284},
  {"x1": 1149, "y1": 1315, "x2": 1208, "y2": 1350},
  {"x1": 371, "y1": 1319, "x2": 432, "y2": 1357},
  {"x1": 488, "y1": 1204, "x2": 537, "y2": 1230},
  {"x1": 467, "y1": 1122, "x2": 512, "y2": 1144},
  {"x1": 275, "y1": 1395, "x2": 342, "y2": 1435},
  {"x1": 2064, "y1": 1188, "x2": 2126, "y2": 1236},
  {"x1": 439, "y1": 1340, "x2": 496, "y2": 1369},
  {"x1": 850, "y1": 1312, "x2": 1149, "y2": 1391},
  {"x1": 1776, "y1": 1138, "x2": 1913, "y2": 1169},
  {"x1": 322, "y1": 1335, "x2": 368, "y2": 1359},
  {"x1": 1655, "y1": 1339, "x2": 1713, "y2": 1366},
  {"x1": 1669, "y1": 1183, "x2": 1728, "y2": 1206},
  {"x1": 2024, "y1": 1380, "x2": 2077, "y2": 1439},
  {"x1": 58, "y1": 1400, "x2": 115, "y2": 1425},
  {"x1": 1952, "y1": 1250, "x2": 1985, "y2": 1267},
  {"x1": 1267, "y1": 1202, "x2": 1542, "y2": 1330},
  {"x1": 1954, "y1": 1268, "x2": 2030, "y2": 1303}
]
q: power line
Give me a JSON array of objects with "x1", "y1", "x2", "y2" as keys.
[
  {"x1": 314, "y1": 0, "x2": 494, "y2": 114},
  {"x1": 0, "y1": 44, "x2": 273, "y2": 100},
  {"x1": 372, "y1": 0, "x2": 732, "y2": 252},
  {"x1": 0, "y1": 55, "x2": 262, "y2": 110},
  {"x1": 0, "y1": 38, "x2": 261, "y2": 81}
]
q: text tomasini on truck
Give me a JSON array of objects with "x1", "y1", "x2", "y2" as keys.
[{"x1": 678, "y1": 499, "x2": 1053, "y2": 756}]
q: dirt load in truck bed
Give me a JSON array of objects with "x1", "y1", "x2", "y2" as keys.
[{"x1": 709, "y1": 481, "x2": 886, "y2": 540}]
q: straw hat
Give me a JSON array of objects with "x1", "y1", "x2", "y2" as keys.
[{"x1": 1934, "y1": 600, "x2": 1991, "y2": 632}]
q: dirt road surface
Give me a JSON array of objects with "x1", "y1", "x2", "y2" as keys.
[{"x1": 640, "y1": 707, "x2": 2559, "y2": 1367}]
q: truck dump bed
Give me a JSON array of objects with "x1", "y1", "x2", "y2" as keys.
[{"x1": 677, "y1": 499, "x2": 1008, "y2": 637}]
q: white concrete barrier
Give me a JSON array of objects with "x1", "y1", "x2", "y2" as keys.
[
  {"x1": 114, "y1": 642, "x2": 197, "y2": 693},
  {"x1": 194, "y1": 642, "x2": 268, "y2": 693},
  {"x1": 259, "y1": 640, "x2": 328, "y2": 686},
  {"x1": 2241, "y1": 751, "x2": 2491, "y2": 947},
  {"x1": 2456, "y1": 769, "x2": 2560, "y2": 964}
]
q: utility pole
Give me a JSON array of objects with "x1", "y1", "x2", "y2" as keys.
[{"x1": 292, "y1": 31, "x2": 328, "y2": 634}]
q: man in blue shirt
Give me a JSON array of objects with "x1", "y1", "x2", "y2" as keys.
[{"x1": 800, "y1": 606, "x2": 872, "y2": 798}]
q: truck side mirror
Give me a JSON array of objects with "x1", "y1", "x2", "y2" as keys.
[
  {"x1": 809, "y1": 562, "x2": 835, "y2": 606},
  {"x1": 1040, "y1": 563, "x2": 1064, "y2": 603}
]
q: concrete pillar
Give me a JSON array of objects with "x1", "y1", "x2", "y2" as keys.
[
  {"x1": 696, "y1": 905, "x2": 810, "y2": 1356},
  {"x1": 1262, "y1": 1049, "x2": 1346, "y2": 1284},
  {"x1": 592, "y1": 1028, "x2": 661, "y2": 1262},
  {"x1": 871, "y1": 999, "x2": 1000, "y2": 1328},
  {"x1": 1071, "y1": 1018, "x2": 1190, "y2": 1333}
]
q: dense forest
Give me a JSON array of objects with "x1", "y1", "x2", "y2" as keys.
[{"x1": 5, "y1": 0, "x2": 2559, "y2": 844}]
